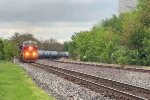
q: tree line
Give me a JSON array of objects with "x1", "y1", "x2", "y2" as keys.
[
  {"x1": 66, "y1": 0, "x2": 150, "y2": 66},
  {"x1": 0, "y1": 33, "x2": 64, "y2": 60}
]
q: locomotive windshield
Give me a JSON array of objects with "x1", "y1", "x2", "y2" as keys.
[{"x1": 23, "y1": 41, "x2": 37, "y2": 47}]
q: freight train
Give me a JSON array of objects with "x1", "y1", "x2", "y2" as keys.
[{"x1": 20, "y1": 41, "x2": 69, "y2": 62}]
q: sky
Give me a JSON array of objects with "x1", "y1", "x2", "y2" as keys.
[{"x1": 0, "y1": 0, "x2": 118, "y2": 43}]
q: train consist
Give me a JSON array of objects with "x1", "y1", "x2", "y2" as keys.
[{"x1": 20, "y1": 41, "x2": 69, "y2": 62}]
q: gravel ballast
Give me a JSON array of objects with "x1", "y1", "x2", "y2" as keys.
[
  {"x1": 19, "y1": 63, "x2": 110, "y2": 100},
  {"x1": 37, "y1": 60, "x2": 150, "y2": 90}
]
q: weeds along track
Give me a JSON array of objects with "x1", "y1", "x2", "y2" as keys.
[
  {"x1": 54, "y1": 60, "x2": 150, "y2": 74},
  {"x1": 29, "y1": 62, "x2": 150, "y2": 100}
]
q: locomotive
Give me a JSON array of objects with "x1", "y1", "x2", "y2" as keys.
[
  {"x1": 20, "y1": 40, "x2": 69, "y2": 62},
  {"x1": 20, "y1": 41, "x2": 38, "y2": 62}
]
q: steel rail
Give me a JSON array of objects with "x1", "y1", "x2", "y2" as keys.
[
  {"x1": 54, "y1": 60, "x2": 150, "y2": 73},
  {"x1": 29, "y1": 62, "x2": 149, "y2": 100}
]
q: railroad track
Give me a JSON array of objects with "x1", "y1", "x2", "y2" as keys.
[
  {"x1": 29, "y1": 62, "x2": 150, "y2": 100},
  {"x1": 54, "y1": 60, "x2": 150, "y2": 73}
]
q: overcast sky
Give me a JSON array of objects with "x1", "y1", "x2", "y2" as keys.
[{"x1": 0, "y1": 0, "x2": 118, "y2": 42}]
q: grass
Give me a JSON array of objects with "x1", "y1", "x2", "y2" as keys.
[{"x1": 0, "y1": 62, "x2": 55, "y2": 100}]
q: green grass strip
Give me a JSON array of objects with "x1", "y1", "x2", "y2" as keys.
[{"x1": 0, "y1": 62, "x2": 55, "y2": 100}]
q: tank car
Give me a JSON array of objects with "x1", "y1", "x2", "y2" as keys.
[
  {"x1": 38, "y1": 50, "x2": 69, "y2": 59},
  {"x1": 20, "y1": 41, "x2": 38, "y2": 62}
]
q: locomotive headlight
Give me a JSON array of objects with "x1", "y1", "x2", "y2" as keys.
[
  {"x1": 29, "y1": 46, "x2": 33, "y2": 50},
  {"x1": 32, "y1": 52, "x2": 36, "y2": 56},
  {"x1": 25, "y1": 52, "x2": 29, "y2": 56}
]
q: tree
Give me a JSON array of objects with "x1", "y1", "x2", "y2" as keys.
[
  {"x1": 68, "y1": 0, "x2": 150, "y2": 66},
  {"x1": 137, "y1": 0, "x2": 150, "y2": 27},
  {"x1": 3, "y1": 40, "x2": 18, "y2": 60},
  {"x1": 0, "y1": 39, "x2": 5, "y2": 60},
  {"x1": 63, "y1": 42, "x2": 70, "y2": 52},
  {"x1": 10, "y1": 32, "x2": 40, "y2": 48},
  {"x1": 38, "y1": 38, "x2": 64, "y2": 51}
]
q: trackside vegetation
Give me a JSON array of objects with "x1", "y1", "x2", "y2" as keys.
[
  {"x1": 67, "y1": 0, "x2": 150, "y2": 66},
  {"x1": 0, "y1": 62, "x2": 55, "y2": 100}
]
